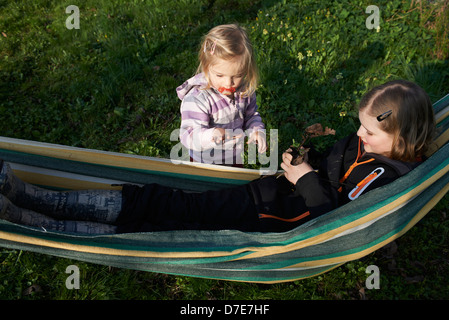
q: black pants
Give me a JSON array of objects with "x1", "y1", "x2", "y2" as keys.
[
  {"x1": 115, "y1": 176, "x2": 312, "y2": 233},
  {"x1": 116, "y1": 183, "x2": 260, "y2": 233}
]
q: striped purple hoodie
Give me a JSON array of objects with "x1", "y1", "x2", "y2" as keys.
[{"x1": 177, "y1": 73, "x2": 265, "y2": 164}]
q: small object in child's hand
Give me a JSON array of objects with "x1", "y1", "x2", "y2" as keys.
[
  {"x1": 287, "y1": 123, "x2": 336, "y2": 165},
  {"x1": 287, "y1": 146, "x2": 310, "y2": 165}
]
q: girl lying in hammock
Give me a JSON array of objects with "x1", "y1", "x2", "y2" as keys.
[{"x1": 0, "y1": 80, "x2": 435, "y2": 234}]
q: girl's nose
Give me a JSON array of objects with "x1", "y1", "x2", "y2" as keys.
[{"x1": 356, "y1": 125, "x2": 364, "y2": 138}]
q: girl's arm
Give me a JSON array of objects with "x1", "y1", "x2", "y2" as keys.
[
  {"x1": 244, "y1": 94, "x2": 267, "y2": 153},
  {"x1": 243, "y1": 94, "x2": 264, "y2": 131},
  {"x1": 281, "y1": 152, "x2": 338, "y2": 217},
  {"x1": 180, "y1": 96, "x2": 217, "y2": 151}
]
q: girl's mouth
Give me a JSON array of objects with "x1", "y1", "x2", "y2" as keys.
[{"x1": 218, "y1": 87, "x2": 236, "y2": 94}]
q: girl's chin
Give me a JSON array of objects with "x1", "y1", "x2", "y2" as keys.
[{"x1": 363, "y1": 145, "x2": 373, "y2": 153}]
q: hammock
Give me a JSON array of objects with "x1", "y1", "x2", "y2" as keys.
[{"x1": 1, "y1": 93, "x2": 449, "y2": 284}]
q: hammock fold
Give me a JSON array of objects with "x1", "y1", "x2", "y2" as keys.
[{"x1": 1, "y1": 93, "x2": 449, "y2": 283}]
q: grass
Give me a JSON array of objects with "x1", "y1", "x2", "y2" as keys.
[{"x1": 1, "y1": 0, "x2": 449, "y2": 300}]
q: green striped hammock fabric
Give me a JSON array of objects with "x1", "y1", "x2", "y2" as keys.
[{"x1": 1, "y1": 94, "x2": 449, "y2": 283}]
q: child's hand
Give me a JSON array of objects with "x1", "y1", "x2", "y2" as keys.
[
  {"x1": 212, "y1": 128, "x2": 244, "y2": 145},
  {"x1": 212, "y1": 128, "x2": 226, "y2": 144},
  {"x1": 281, "y1": 151, "x2": 314, "y2": 185},
  {"x1": 247, "y1": 130, "x2": 267, "y2": 153}
]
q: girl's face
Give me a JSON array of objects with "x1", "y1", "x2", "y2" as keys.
[
  {"x1": 357, "y1": 109, "x2": 395, "y2": 157},
  {"x1": 208, "y1": 57, "x2": 245, "y2": 96}
]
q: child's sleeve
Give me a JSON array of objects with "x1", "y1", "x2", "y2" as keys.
[
  {"x1": 243, "y1": 94, "x2": 265, "y2": 132},
  {"x1": 293, "y1": 171, "x2": 339, "y2": 218},
  {"x1": 179, "y1": 95, "x2": 216, "y2": 151}
]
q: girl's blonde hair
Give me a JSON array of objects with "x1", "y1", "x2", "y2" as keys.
[
  {"x1": 359, "y1": 80, "x2": 435, "y2": 162},
  {"x1": 197, "y1": 24, "x2": 258, "y2": 97}
]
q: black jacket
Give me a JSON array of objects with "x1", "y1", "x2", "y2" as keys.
[{"x1": 249, "y1": 133, "x2": 420, "y2": 231}]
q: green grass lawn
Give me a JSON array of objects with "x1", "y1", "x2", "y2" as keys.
[{"x1": 1, "y1": 0, "x2": 448, "y2": 300}]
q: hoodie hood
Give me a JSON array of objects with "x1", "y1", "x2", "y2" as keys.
[{"x1": 176, "y1": 73, "x2": 209, "y2": 100}]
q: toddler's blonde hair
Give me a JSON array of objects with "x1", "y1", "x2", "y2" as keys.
[{"x1": 197, "y1": 24, "x2": 258, "y2": 97}]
